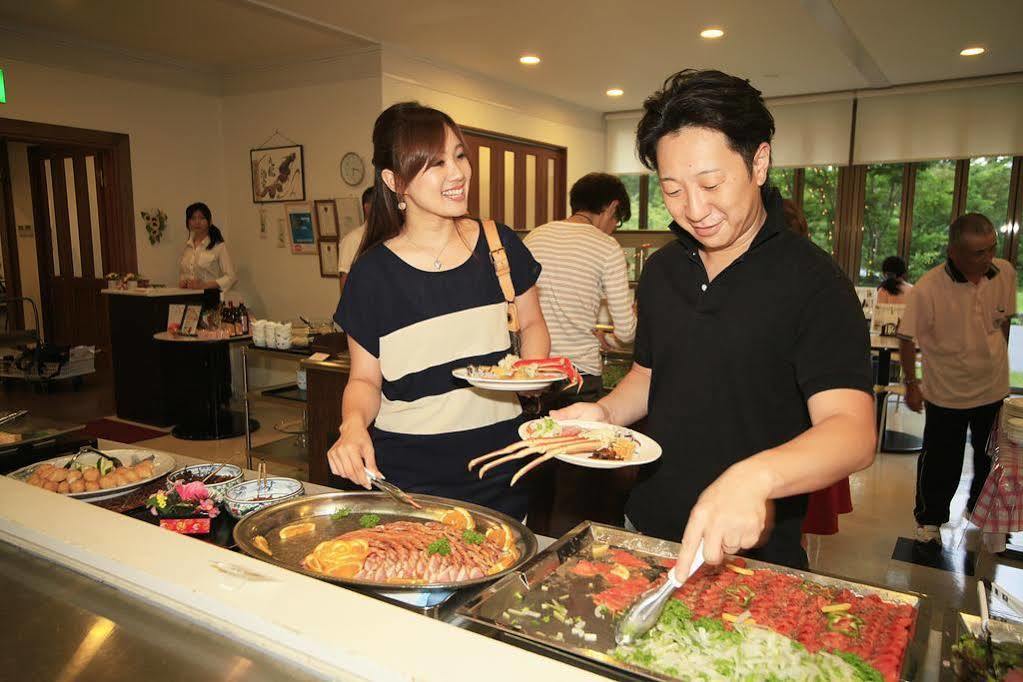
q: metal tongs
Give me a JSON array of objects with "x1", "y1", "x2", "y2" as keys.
[
  {"x1": 615, "y1": 540, "x2": 705, "y2": 645},
  {"x1": 0, "y1": 409, "x2": 27, "y2": 428},
  {"x1": 364, "y1": 467, "x2": 422, "y2": 510},
  {"x1": 79, "y1": 445, "x2": 125, "y2": 468}
]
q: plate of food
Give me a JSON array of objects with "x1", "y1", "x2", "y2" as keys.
[
  {"x1": 516, "y1": 418, "x2": 661, "y2": 469},
  {"x1": 469, "y1": 418, "x2": 661, "y2": 486},
  {"x1": 234, "y1": 491, "x2": 537, "y2": 591},
  {"x1": 452, "y1": 354, "x2": 577, "y2": 392},
  {"x1": 9, "y1": 449, "x2": 176, "y2": 502}
]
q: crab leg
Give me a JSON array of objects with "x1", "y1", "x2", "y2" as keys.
[
  {"x1": 477, "y1": 438, "x2": 600, "y2": 478},
  {"x1": 510, "y1": 440, "x2": 601, "y2": 486},
  {"x1": 467, "y1": 435, "x2": 585, "y2": 471}
]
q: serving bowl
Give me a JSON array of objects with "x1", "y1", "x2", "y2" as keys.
[
  {"x1": 223, "y1": 477, "x2": 304, "y2": 519},
  {"x1": 165, "y1": 463, "x2": 243, "y2": 503}
]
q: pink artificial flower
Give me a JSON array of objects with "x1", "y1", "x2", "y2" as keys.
[
  {"x1": 198, "y1": 497, "x2": 220, "y2": 519},
  {"x1": 174, "y1": 481, "x2": 209, "y2": 502}
]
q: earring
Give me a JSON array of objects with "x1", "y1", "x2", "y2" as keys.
[{"x1": 397, "y1": 197, "x2": 407, "y2": 211}]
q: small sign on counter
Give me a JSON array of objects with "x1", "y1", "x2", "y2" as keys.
[{"x1": 307, "y1": 352, "x2": 330, "y2": 362}]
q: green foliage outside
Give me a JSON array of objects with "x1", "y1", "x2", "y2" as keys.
[
  {"x1": 907, "y1": 160, "x2": 955, "y2": 282},
  {"x1": 803, "y1": 166, "x2": 838, "y2": 254},
  {"x1": 619, "y1": 174, "x2": 641, "y2": 231},
  {"x1": 858, "y1": 164, "x2": 903, "y2": 286},
  {"x1": 768, "y1": 167, "x2": 796, "y2": 199},
  {"x1": 647, "y1": 176, "x2": 673, "y2": 231}
]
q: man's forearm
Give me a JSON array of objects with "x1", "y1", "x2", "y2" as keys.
[
  {"x1": 597, "y1": 365, "x2": 651, "y2": 426},
  {"x1": 898, "y1": 338, "x2": 918, "y2": 382}
]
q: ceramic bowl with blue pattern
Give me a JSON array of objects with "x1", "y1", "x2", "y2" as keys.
[
  {"x1": 223, "y1": 477, "x2": 305, "y2": 519},
  {"x1": 166, "y1": 463, "x2": 244, "y2": 504}
]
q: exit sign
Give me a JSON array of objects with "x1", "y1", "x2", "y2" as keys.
[{"x1": 0, "y1": 69, "x2": 5, "y2": 103}]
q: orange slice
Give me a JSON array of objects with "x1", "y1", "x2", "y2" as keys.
[
  {"x1": 486, "y1": 523, "x2": 515, "y2": 553},
  {"x1": 278, "y1": 521, "x2": 316, "y2": 540},
  {"x1": 441, "y1": 506, "x2": 475, "y2": 531}
]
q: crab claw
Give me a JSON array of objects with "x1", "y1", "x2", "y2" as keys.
[{"x1": 513, "y1": 356, "x2": 582, "y2": 393}]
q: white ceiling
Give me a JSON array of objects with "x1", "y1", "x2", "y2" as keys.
[{"x1": 0, "y1": 0, "x2": 1020, "y2": 110}]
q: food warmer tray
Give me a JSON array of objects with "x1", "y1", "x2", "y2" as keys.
[
  {"x1": 458, "y1": 521, "x2": 930, "y2": 682},
  {"x1": 233, "y1": 491, "x2": 537, "y2": 593}
]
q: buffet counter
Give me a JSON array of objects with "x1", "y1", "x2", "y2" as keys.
[{"x1": 0, "y1": 443, "x2": 594, "y2": 682}]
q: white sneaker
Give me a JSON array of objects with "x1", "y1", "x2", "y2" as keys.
[{"x1": 914, "y1": 525, "x2": 942, "y2": 545}]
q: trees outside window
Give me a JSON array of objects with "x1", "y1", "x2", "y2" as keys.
[
  {"x1": 618, "y1": 174, "x2": 641, "y2": 231},
  {"x1": 859, "y1": 164, "x2": 904, "y2": 286},
  {"x1": 803, "y1": 166, "x2": 839, "y2": 254},
  {"x1": 966, "y1": 156, "x2": 1013, "y2": 230},
  {"x1": 907, "y1": 160, "x2": 955, "y2": 282},
  {"x1": 769, "y1": 167, "x2": 796, "y2": 199}
]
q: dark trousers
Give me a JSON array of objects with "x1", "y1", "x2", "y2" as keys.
[
  {"x1": 914, "y1": 400, "x2": 1002, "y2": 526},
  {"x1": 529, "y1": 374, "x2": 637, "y2": 536}
]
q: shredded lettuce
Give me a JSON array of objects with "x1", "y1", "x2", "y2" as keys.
[{"x1": 614, "y1": 599, "x2": 878, "y2": 681}]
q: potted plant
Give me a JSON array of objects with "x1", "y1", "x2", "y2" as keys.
[{"x1": 145, "y1": 480, "x2": 221, "y2": 535}]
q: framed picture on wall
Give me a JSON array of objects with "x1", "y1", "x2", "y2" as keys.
[
  {"x1": 285, "y1": 203, "x2": 317, "y2": 254},
  {"x1": 314, "y1": 199, "x2": 340, "y2": 239},
  {"x1": 250, "y1": 144, "x2": 305, "y2": 203},
  {"x1": 318, "y1": 240, "x2": 339, "y2": 278},
  {"x1": 336, "y1": 196, "x2": 364, "y2": 237}
]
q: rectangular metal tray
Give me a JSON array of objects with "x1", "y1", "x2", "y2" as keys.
[{"x1": 459, "y1": 522, "x2": 930, "y2": 682}]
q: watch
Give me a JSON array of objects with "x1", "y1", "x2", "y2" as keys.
[{"x1": 340, "y1": 152, "x2": 365, "y2": 187}]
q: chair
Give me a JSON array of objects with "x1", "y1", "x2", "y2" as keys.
[
  {"x1": 873, "y1": 383, "x2": 907, "y2": 453},
  {"x1": 0, "y1": 297, "x2": 41, "y2": 348}
]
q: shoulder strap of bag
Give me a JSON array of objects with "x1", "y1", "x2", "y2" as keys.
[{"x1": 482, "y1": 219, "x2": 520, "y2": 333}]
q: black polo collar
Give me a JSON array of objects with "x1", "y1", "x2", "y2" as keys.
[
  {"x1": 668, "y1": 186, "x2": 785, "y2": 260},
  {"x1": 944, "y1": 258, "x2": 999, "y2": 283}
]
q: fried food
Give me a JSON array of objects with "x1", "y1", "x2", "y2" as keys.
[{"x1": 252, "y1": 535, "x2": 272, "y2": 556}]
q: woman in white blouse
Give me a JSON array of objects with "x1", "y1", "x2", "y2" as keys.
[{"x1": 179, "y1": 202, "x2": 236, "y2": 293}]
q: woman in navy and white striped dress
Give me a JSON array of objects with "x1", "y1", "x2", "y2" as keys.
[{"x1": 328, "y1": 102, "x2": 549, "y2": 519}]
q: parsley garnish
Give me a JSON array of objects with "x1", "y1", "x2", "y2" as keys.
[
  {"x1": 358, "y1": 513, "x2": 380, "y2": 528},
  {"x1": 462, "y1": 529, "x2": 485, "y2": 544},
  {"x1": 428, "y1": 538, "x2": 452, "y2": 555},
  {"x1": 331, "y1": 507, "x2": 351, "y2": 520}
]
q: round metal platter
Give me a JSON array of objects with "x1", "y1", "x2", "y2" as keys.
[{"x1": 233, "y1": 491, "x2": 537, "y2": 592}]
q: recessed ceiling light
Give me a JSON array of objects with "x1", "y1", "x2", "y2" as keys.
[
  {"x1": 519, "y1": 55, "x2": 541, "y2": 65},
  {"x1": 960, "y1": 46, "x2": 985, "y2": 56},
  {"x1": 606, "y1": 88, "x2": 624, "y2": 97},
  {"x1": 700, "y1": 28, "x2": 724, "y2": 39}
]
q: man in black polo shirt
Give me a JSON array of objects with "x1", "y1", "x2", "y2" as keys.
[{"x1": 554, "y1": 69, "x2": 875, "y2": 572}]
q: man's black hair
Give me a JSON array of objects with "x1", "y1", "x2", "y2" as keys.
[
  {"x1": 636, "y1": 69, "x2": 775, "y2": 175},
  {"x1": 569, "y1": 172, "x2": 631, "y2": 225}
]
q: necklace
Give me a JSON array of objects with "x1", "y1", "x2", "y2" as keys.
[
  {"x1": 404, "y1": 226, "x2": 459, "y2": 270},
  {"x1": 569, "y1": 212, "x2": 594, "y2": 225}
]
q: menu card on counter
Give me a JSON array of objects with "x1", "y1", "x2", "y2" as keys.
[
  {"x1": 167, "y1": 304, "x2": 185, "y2": 333},
  {"x1": 872, "y1": 303, "x2": 905, "y2": 337}
]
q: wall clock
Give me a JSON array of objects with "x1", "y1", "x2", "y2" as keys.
[{"x1": 340, "y1": 152, "x2": 365, "y2": 186}]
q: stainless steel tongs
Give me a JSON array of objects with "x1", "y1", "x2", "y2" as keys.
[{"x1": 364, "y1": 467, "x2": 422, "y2": 510}]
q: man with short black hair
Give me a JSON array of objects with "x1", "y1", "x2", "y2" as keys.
[
  {"x1": 524, "y1": 172, "x2": 636, "y2": 406},
  {"x1": 555, "y1": 69, "x2": 876, "y2": 571},
  {"x1": 899, "y1": 212, "x2": 1016, "y2": 545}
]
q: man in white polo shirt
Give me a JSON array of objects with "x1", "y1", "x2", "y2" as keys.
[{"x1": 898, "y1": 212, "x2": 1017, "y2": 544}]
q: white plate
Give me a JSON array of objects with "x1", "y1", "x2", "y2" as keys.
[
  {"x1": 452, "y1": 367, "x2": 566, "y2": 392},
  {"x1": 516, "y1": 419, "x2": 662, "y2": 469},
  {"x1": 8, "y1": 449, "x2": 176, "y2": 502}
]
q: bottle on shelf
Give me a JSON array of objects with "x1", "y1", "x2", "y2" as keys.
[{"x1": 238, "y1": 301, "x2": 250, "y2": 336}]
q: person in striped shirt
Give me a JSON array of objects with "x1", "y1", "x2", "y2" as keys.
[{"x1": 524, "y1": 173, "x2": 637, "y2": 410}]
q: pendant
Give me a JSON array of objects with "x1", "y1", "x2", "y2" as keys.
[{"x1": 433, "y1": 259, "x2": 442, "y2": 270}]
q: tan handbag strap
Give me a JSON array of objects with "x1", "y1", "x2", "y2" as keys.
[{"x1": 482, "y1": 219, "x2": 520, "y2": 333}]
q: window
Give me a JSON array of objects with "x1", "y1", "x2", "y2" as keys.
[
  {"x1": 907, "y1": 159, "x2": 955, "y2": 282},
  {"x1": 858, "y1": 164, "x2": 904, "y2": 286},
  {"x1": 769, "y1": 167, "x2": 796, "y2": 199},
  {"x1": 618, "y1": 174, "x2": 642, "y2": 231},
  {"x1": 646, "y1": 176, "x2": 673, "y2": 231},
  {"x1": 966, "y1": 156, "x2": 1014, "y2": 231},
  {"x1": 802, "y1": 166, "x2": 839, "y2": 253}
]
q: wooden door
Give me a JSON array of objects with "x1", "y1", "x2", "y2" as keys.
[
  {"x1": 0, "y1": 139, "x2": 24, "y2": 329},
  {"x1": 27, "y1": 145, "x2": 123, "y2": 349},
  {"x1": 461, "y1": 128, "x2": 567, "y2": 231}
]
